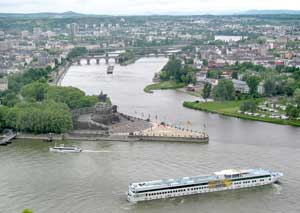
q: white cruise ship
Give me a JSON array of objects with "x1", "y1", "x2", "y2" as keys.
[{"x1": 127, "y1": 169, "x2": 283, "y2": 202}]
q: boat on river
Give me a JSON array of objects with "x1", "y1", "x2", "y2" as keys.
[
  {"x1": 127, "y1": 168, "x2": 283, "y2": 202},
  {"x1": 107, "y1": 65, "x2": 114, "y2": 74},
  {"x1": 49, "y1": 144, "x2": 82, "y2": 153}
]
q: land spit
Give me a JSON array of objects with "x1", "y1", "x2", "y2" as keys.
[{"x1": 15, "y1": 113, "x2": 208, "y2": 144}]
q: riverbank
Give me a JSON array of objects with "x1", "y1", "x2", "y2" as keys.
[
  {"x1": 176, "y1": 85, "x2": 203, "y2": 97},
  {"x1": 13, "y1": 113, "x2": 209, "y2": 143},
  {"x1": 120, "y1": 56, "x2": 140, "y2": 66},
  {"x1": 48, "y1": 61, "x2": 72, "y2": 86},
  {"x1": 144, "y1": 80, "x2": 186, "y2": 93},
  {"x1": 183, "y1": 100, "x2": 300, "y2": 127}
]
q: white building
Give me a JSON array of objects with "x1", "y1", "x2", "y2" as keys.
[
  {"x1": 0, "y1": 78, "x2": 8, "y2": 91},
  {"x1": 232, "y1": 79, "x2": 249, "y2": 94}
]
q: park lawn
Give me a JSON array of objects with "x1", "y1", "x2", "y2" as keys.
[
  {"x1": 144, "y1": 80, "x2": 186, "y2": 93},
  {"x1": 183, "y1": 99, "x2": 300, "y2": 127}
]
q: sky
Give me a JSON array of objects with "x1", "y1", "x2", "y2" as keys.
[{"x1": 0, "y1": 0, "x2": 300, "y2": 15}]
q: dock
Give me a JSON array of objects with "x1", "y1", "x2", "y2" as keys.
[{"x1": 0, "y1": 132, "x2": 17, "y2": 146}]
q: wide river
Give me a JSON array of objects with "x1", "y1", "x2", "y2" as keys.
[{"x1": 1, "y1": 58, "x2": 300, "y2": 213}]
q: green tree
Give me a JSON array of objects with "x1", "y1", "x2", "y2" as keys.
[
  {"x1": 1, "y1": 91, "x2": 19, "y2": 107},
  {"x1": 8, "y1": 67, "x2": 52, "y2": 93},
  {"x1": 67, "y1": 47, "x2": 88, "y2": 59},
  {"x1": 0, "y1": 106, "x2": 8, "y2": 131},
  {"x1": 159, "y1": 71, "x2": 169, "y2": 81},
  {"x1": 246, "y1": 76, "x2": 260, "y2": 97},
  {"x1": 21, "y1": 82, "x2": 49, "y2": 102},
  {"x1": 263, "y1": 78, "x2": 276, "y2": 97},
  {"x1": 159, "y1": 57, "x2": 197, "y2": 84},
  {"x1": 284, "y1": 78, "x2": 296, "y2": 96},
  {"x1": 286, "y1": 105, "x2": 299, "y2": 118},
  {"x1": 45, "y1": 86, "x2": 97, "y2": 109},
  {"x1": 4, "y1": 101, "x2": 73, "y2": 134},
  {"x1": 186, "y1": 58, "x2": 194, "y2": 64},
  {"x1": 202, "y1": 83, "x2": 212, "y2": 99},
  {"x1": 275, "y1": 79, "x2": 285, "y2": 95},
  {"x1": 162, "y1": 57, "x2": 182, "y2": 81},
  {"x1": 213, "y1": 79, "x2": 235, "y2": 101},
  {"x1": 231, "y1": 71, "x2": 238, "y2": 79},
  {"x1": 22, "y1": 209, "x2": 33, "y2": 213},
  {"x1": 207, "y1": 70, "x2": 222, "y2": 79},
  {"x1": 184, "y1": 72, "x2": 196, "y2": 84},
  {"x1": 293, "y1": 88, "x2": 300, "y2": 106}
]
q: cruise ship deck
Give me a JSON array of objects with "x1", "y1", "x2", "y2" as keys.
[{"x1": 130, "y1": 169, "x2": 273, "y2": 191}]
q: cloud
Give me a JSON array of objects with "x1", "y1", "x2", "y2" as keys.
[{"x1": 0, "y1": 0, "x2": 300, "y2": 14}]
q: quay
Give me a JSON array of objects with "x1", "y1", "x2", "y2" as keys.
[
  {"x1": 128, "y1": 122, "x2": 209, "y2": 143},
  {"x1": 14, "y1": 119, "x2": 209, "y2": 144},
  {"x1": 11, "y1": 97, "x2": 209, "y2": 144}
]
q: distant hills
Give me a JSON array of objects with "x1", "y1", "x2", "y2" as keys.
[
  {"x1": 1, "y1": 10, "x2": 300, "y2": 18},
  {"x1": 242, "y1": 10, "x2": 300, "y2": 15},
  {"x1": 0, "y1": 11, "x2": 94, "y2": 18}
]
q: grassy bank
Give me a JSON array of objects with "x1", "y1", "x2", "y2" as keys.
[
  {"x1": 144, "y1": 80, "x2": 186, "y2": 93},
  {"x1": 120, "y1": 56, "x2": 140, "y2": 66},
  {"x1": 183, "y1": 99, "x2": 300, "y2": 127}
]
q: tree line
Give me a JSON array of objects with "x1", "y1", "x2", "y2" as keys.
[
  {"x1": 159, "y1": 57, "x2": 197, "y2": 84},
  {"x1": 0, "y1": 63, "x2": 100, "y2": 133}
]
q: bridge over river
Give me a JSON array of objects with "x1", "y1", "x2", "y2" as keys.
[{"x1": 74, "y1": 44, "x2": 183, "y2": 65}]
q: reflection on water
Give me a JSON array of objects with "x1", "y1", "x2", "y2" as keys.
[{"x1": 0, "y1": 58, "x2": 299, "y2": 213}]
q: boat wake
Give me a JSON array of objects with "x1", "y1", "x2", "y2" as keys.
[
  {"x1": 82, "y1": 150, "x2": 112, "y2": 153},
  {"x1": 274, "y1": 183, "x2": 282, "y2": 194}
]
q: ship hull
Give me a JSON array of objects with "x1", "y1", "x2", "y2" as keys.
[
  {"x1": 127, "y1": 171, "x2": 283, "y2": 203},
  {"x1": 49, "y1": 148, "x2": 82, "y2": 153}
]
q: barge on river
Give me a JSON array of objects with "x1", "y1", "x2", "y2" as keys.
[
  {"x1": 49, "y1": 144, "x2": 82, "y2": 153},
  {"x1": 127, "y1": 168, "x2": 283, "y2": 202},
  {"x1": 107, "y1": 65, "x2": 114, "y2": 74}
]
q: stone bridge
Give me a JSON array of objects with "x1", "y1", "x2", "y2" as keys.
[{"x1": 76, "y1": 53, "x2": 120, "y2": 65}]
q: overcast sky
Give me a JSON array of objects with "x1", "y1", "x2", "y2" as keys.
[{"x1": 1, "y1": 0, "x2": 300, "y2": 14}]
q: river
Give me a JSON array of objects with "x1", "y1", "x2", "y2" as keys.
[{"x1": 0, "y1": 57, "x2": 299, "y2": 213}]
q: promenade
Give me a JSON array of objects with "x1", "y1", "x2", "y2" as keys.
[{"x1": 140, "y1": 122, "x2": 208, "y2": 138}]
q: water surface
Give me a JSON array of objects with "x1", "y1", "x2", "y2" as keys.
[{"x1": 0, "y1": 58, "x2": 299, "y2": 213}]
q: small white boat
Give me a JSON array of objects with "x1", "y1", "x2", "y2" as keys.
[{"x1": 49, "y1": 144, "x2": 82, "y2": 153}]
